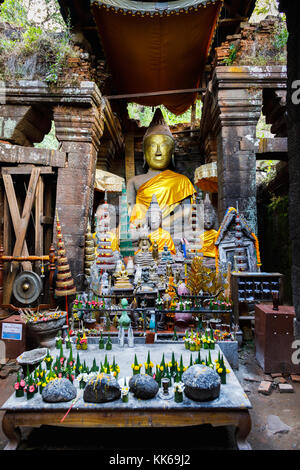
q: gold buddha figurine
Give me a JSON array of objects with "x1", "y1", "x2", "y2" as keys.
[
  {"x1": 113, "y1": 264, "x2": 133, "y2": 290},
  {"x1": 127, "y1": 108, "x2": 196, "y2": 228}
]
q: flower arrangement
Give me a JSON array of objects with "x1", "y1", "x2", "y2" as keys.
[
  {"x1": 121, "y1": 377, "x2": 129, "y2": 403},
  {"x1": 44, "y1": 349, "x2": 54, "y2": 370},
  {"x1": 105, "y1": 334, "x2": 112, "y2": 351},
  {"x1": 55, "y1": 333, "x2": 63, "y2": 349},
  {"x1": 14, "y1": 371, "x2": 25, "y2": 398},
  {"x1": 65, "y1": 331, "x2": 72, "y2": 349},
  {"x1": 174, "y1": 382, "x2": 185, "y2": 403},
  {"x1": 131, "y1": 354, "x2": 142, "y2": 375},
  {"x1": 20, "y1": 309, "x2": 66, "y2": 324},
  {"x1": 214, "y1": 352, "x2": 230, "y2": 384},
  {"x1": 155, "y1": 294, "x2": 164, "y2": 311},
  {"x1": 98, "y1": 331, "x2": 105, "y2": 349},
  {"x1": 110, "y1": 357, "x2": 120, "y2": 379},
  {"x1": 77, "y1": 372, "x2": 89, "y2": 389},
  {"x1": 76, "y1": 331, "x2": 88, "y2": 350},
  {"x1": 144, "y1": 351, "x2": 154, "y2": 375}
]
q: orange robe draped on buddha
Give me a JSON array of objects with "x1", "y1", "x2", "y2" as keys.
[{"x1": 130, "y1": 170, "x2": 196, "y2": 225}]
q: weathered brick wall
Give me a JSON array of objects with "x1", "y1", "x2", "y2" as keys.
[{"x1": 214, "y1": 16, "x2": 287, "y2": 67}]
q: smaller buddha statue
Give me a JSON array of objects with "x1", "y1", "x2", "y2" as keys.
[
  {"x1": 113, "y1": 264, "x2": 134, "y2": 291},
  {"x1": 152, "y1": 241, "x2": 160, "y2": 263},
  {"x1": 134, "y1": 235, "x2": 155, "y2": 267},
  {"x1": 146, "y1": 194, "x2": 176, "y2": 255},
  {"x1": 199, "y1": 193, "x2": 218, "y2": 269}
]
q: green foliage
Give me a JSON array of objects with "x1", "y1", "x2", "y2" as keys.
[
  {"x1": 223, "y1": 44, "x2": 238, "y2": 66},
  {"x1": 274, "y1": 20, "x2": 288, "y2": 50},
  {"x1": 250, "y1": 0, "x2": 281, "y2": 22},
  {"x1": 34, "y1": 121, "x2": 59, "y2": 150},
  {"x1": 22, "y1": 26, "x2": 43, "y2": 52},
  {"x1": 268, "y1": 194, "x2": 289, "y2": 218},
  {"x1": 0, "y1": 0, "x2": 74, "y2": 84},
  {"x1": 0, "y1": 0, "x2": 28, "y2": 26},
  {"x1": 127, "y1": 101, "x2": 202, "y2": 126}
]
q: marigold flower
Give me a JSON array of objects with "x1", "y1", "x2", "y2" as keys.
[{"x1": 218, "y1": 368, "x2": 223, "y2": 374}]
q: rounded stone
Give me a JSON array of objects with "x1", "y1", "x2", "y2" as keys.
[
  {"x1": 129, "y1": 374, "x2": 159, "y2": 399},
  {"x1": 83, "y1": 373, "x2": 121, "y2": 403},
  {"x1": 181, "y1": 364, "x2": 221, "y2": 402},
  {"x1": 42, "y1": 378, "x2": 77, "y2": 403}
]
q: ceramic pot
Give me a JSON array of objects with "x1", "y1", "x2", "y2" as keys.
[{"x1": 26, "y1": 313, "x2": 67, "y2": 348}]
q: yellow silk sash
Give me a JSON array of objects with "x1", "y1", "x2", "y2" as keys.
[
  {"x1": 149, "y1": 227, "x2": 176, "y2": 255},
  {"x1": 199, "y1": 229, "x2": 218, "y2": 258}
]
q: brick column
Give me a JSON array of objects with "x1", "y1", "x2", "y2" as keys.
[
  {"x1": 53, "y1": 104, "x2": 104, "y2": 288},
  {"x1": 212, "y1": 71, "x2": 262, "y2": 233}
]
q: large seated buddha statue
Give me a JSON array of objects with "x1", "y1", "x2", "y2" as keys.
[{"x1": 127, "y1": 109, "x2": 196, "y2": 231}]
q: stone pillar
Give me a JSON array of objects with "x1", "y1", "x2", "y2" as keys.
[
  {"x1": 53, "y1": 104, "x2": 104, "y2": 289},
  {"x1": 212, "y1": 74, "x2": 262, "y2": 233},
  {"x1": 279, "y1": 0, "x2": 300, "y2": 338}
]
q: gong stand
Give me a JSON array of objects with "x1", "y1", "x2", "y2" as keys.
[{"x1": 0, "y1": 244, "x2": 56, "y2": 312}]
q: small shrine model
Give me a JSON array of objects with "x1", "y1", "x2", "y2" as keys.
[{"x1": 215, "y1": 206, "x2": 261, "y2": 274}]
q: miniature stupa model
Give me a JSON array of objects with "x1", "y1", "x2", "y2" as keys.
[
  {"x1": 55, "y1": 210, "x2": 76, "y2": 297},
  {"x1": 95, "y1": 192, "x2": 117, "y2": 272},
  {"x1": 186, "y1": 194, "x2": 203, "y2": 258},
  {"x1": 119, "y1": 183, "x2": 134, "y2": 257},
  {"x1": 84, "y1": 221, "x2": 95, "y2": 277},
  {"x1": 234, "y1": 203, "x2": 248, "y2": 272}
]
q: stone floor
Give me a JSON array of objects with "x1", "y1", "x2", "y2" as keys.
[{"x1": 0, "y1": 341, "x2": 299, "y2": 451}]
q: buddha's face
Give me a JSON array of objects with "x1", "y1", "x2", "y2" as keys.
[
  {"x1": 148, "y1": 209, "x2": 162, "y2": 231},
  {"x1": 144, "y1": 134, "x2": 174, "y2": 171},
  {"x1": 204, "y1": 208, "x2": 216, "y2": 230}
]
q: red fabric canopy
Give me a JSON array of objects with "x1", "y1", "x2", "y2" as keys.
[{"x1": 92, "y1": 0, "x2": 222, "y2": 115}]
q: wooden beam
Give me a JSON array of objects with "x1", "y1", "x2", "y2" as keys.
[
  {"x1": 3, "y1": 167, "x2": 40, "y2": 304},
  {"x1": 2, "y1": 166, "x2": 53, "y2": 175},
  {"x1": 35, "y1": 176, "x2": 44, "y2": 273},
  {"x1": 2, "y1": 174, "x2": 32, "y2": 271},
  {"x1": 105, "y1": 88, "x2": 206, "y2": 100}
]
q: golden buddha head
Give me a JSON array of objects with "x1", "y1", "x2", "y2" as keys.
[{"x1": 143, "y1": 108, "x2": 175, "y2": 171}]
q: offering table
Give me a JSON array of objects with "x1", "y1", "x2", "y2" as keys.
[{"x1": 1, "y1": 343, "x2": 251, "y2": 450}]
